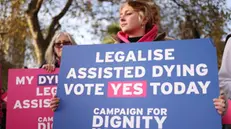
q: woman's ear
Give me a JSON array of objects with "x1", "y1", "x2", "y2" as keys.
[
  {"x1": 142, "y1": 17, "x2": 148, "y2": 25},
  {"x1": 138, "y1": 13, "x2": 148, "y2": 27}
]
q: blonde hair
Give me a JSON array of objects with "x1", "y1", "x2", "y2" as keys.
[
  {"x1": 120, "y1": 0, "x2": 160, "y2": 32},
  {"x1": 44, "y1": 31, "x2": 76, "y2": 64}
]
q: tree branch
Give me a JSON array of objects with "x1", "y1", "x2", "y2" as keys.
[
  {"x1": 25, "y1": 0, "x2": 44, "y2": 40},
  {"x1": 45, "y1": 0, "x2": 73, "y2": 42},
  {"x1": 25, "y1": 0, "x2": 45, "y2": 65},
  {"x1": 26, "y1": 0, "x2": 43, "y2": 15},
  {"x1": 171, "y1": 0, "x2": 189, "y2": 13}
]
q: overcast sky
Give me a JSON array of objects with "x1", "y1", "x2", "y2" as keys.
[{"x1": 227, "y1": 0, "x2": 231, "y2": 7}]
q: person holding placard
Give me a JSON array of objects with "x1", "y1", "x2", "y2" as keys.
[
  {"x1": 40, "y1": 31, "x2": 76, "y2": 72},
  {"x1": 116, "y1": 0, "x2": 227, "y2": 116},
  {"x1": 50, "y1": 0, "x2": 228, "y2": 117},
  {"x1": 219, "y1": 34, "x2": 231, "y2": 128},
  {"x1": 219, "y1": 34, "x2": 231, "y2": 99}
]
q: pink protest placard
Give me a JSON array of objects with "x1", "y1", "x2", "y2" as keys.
[
  {"x1": 0, "y1": 64, "x2": 2, "y2": 89},
  {"x1": 6, "y1": 69, "x2": 59, "y2": 129},
  {"x1": 222, "y1": 100, "x2": 231, "y2": 124},
  {"x1": 0, "y1": 64, "x2": 2, "y2": 124},
  {"x1": 1, "y1": 92, "x2": 7, "y2": 103}
]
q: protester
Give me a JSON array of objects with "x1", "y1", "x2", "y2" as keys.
[
  {"x1": 219, "y1": 34, "x2": 231, "y2": 129},
  {"x1": 43, "y1": 31, "x2": 76, "y2": 111},
  {"x1": 219, "y1": 34, "x2": 231, "y2": 99},
  {"x1": 40, "y1": 31, "x2": 76, "y2": 72},
  {"x1": 50, "y1": 0, "x2": 228, "y2": 116}
]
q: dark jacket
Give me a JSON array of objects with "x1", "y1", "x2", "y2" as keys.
[{"x1": 39, "y1": 60, "x2": 60, "y2": 68}]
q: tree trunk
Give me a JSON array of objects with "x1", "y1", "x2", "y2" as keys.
[
  {"x1": 32, "y1": 36, "x2": 48, "y2": 66},
  {"x1": 25, "y1": 0, "x2": 73, "y2": 66}
]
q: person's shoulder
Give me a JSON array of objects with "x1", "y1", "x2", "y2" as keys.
[
  {"x1": 224, "y1": 34, "x2": 231, "y2": 47},
  {"x1": 225, "y1": 34, "x2": 231, "y2": 44},
  {"x1": 154, "y1": 32, "x2": 175, "y2": 41}
]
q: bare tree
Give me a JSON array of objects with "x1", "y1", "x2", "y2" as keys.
[{"x1": 25, "y1": 0, "x2": 73, "y2": 65}]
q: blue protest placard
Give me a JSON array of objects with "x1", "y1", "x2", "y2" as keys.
[{"x1": 53, "y1": 38, "x2": 221, "y2": 129}]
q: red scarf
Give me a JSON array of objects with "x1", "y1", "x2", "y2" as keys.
[{"x1": 117, "y1": 25, "x2": 158, "y2": 43}]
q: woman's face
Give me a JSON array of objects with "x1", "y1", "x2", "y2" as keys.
[
  {"x1": 120, "y1": 4, "x2": 144, "y2": 35},
  {"x1": 53, "y1": 34, "x2": 71, "y2": 58}
]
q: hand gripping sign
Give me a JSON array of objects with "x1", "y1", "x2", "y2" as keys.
[{"x1": 53, "y1": 39, "x2": 222, "y2": 129}]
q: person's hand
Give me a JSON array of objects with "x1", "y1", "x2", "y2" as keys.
[
  {"x1": 42, "y1": 64, "x2": 55, "y2": 72},
  {"x1": 50, "y1": 95, "x2": 60, "y2": 112},
  {"x1": 213, "y1": 95, "x2": 227, "y2": 116}
]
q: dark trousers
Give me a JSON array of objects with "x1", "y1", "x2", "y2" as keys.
[{"x1": 223, "y1": 124, "x2": 231, "y2": 129}]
